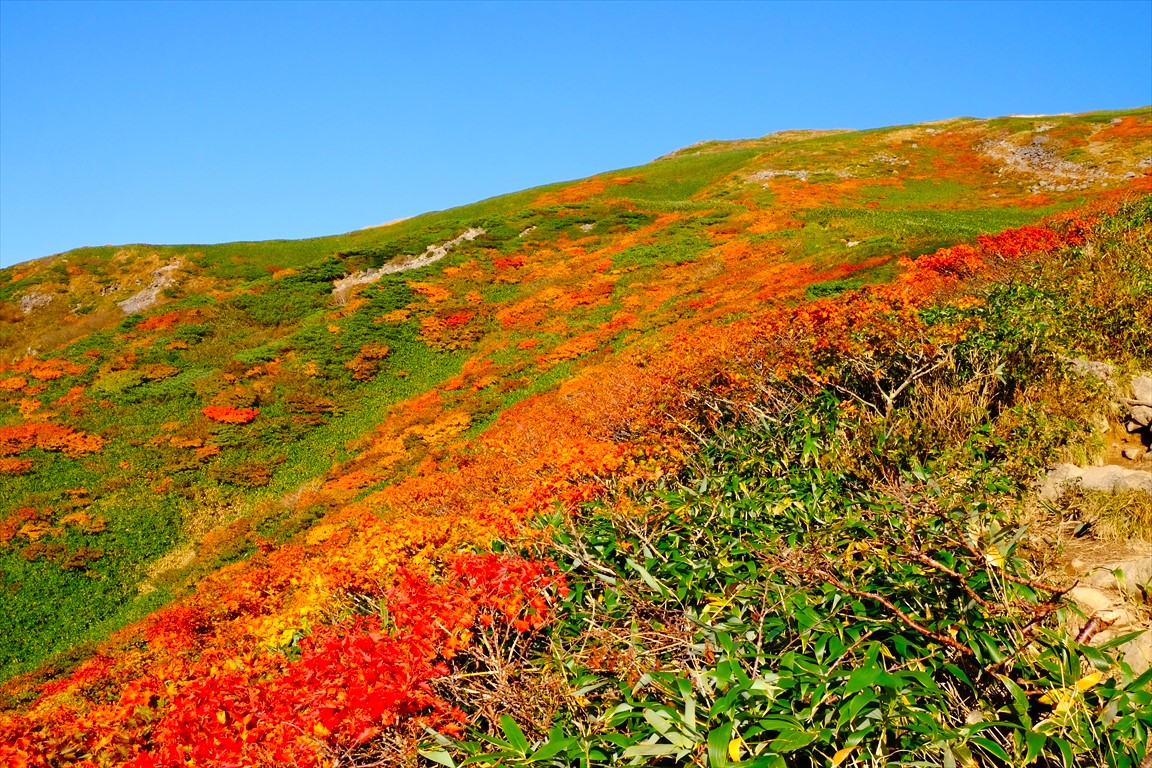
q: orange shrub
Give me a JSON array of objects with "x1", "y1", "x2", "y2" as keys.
[{"x1": 201, "y1": 406, "x2": 260, "y2": 424}]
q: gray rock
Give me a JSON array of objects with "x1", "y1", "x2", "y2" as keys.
[
  {"x1": 1130, "y1": 405, "x2": 1152, "y2": 427},
  {"x1": 331, "y1": 228, "x2": 485, "y2": 305},
  {"x1": 1038, "y1": 463, "x2": 1081, "y2": 501},
  {"x1": 1084, "y1": 557, "x2": 1152, "y2": 595},
  {"x1": 1130, "y1": 375, "x2": 1152, "y2": 403},
  {"x1": 1095, "y1": 629, "x2": 1152, "y2": 674},
  {"x1": 1067, "y1": 359, "x2": 1117, "y2": 394},
  {"x1": 18, "y1": 291, "x2": 53, "y2": 315},
  {"x1": 1040, "y1": 463, "x2": 1152, "y2": 499},
  {"x1": 118, "y1": 261, "x2": 182, "y2": 314},
  {"x1": 1123, "y1": 446, "x2": 1146, "y2": 461}
]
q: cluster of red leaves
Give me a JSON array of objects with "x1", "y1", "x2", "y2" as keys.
[
  {"x1": 134, "y1": 312, "x2": 182, "y2": 332},
  {"x1": 492, "y1": 255, "x2": 526, "y2": 270},
  {"x1": 976, "y1": 225, "x2": 1065, "y2": 258},
  {"x1": 443, "y1": 311, "x2": 475, "y2": 329},
  {"x1": 201, "y1": 406, "x2": 260, "y2": 424},
  {"x1": 0, "y1": 553, "x2": 564, "y2": 767}
]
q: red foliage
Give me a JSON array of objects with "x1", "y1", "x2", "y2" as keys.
[
  {"x1": 493, "y1": 255, "x2": 526, "y2": 270},
  {"x1": 1, "y1": 550, "x2": 564, "y2": 767},
  {"x1": 976, "y1": 225, "x2": 1063, "y2": 258},
  {"x1": 0, "y1": 423, "x2": 104, "y2": 458},
  {"x1": 202, "y1": 406, "x2": 260, "y2": 424},
  {"x1": 901, "y1": 244, "x2": 983, "y2": 277},
  {"x1": 136, "y1": 311, "x2": 182, "y2": 332},
  {"x1": 443, "y1": 311, "x2": 475, "y2": 328}
]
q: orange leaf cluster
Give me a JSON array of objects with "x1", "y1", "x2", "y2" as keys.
[
  {"x1": 135, "y1": 311, "x2": 182, "y2": 332},
  {"x1": 0, "y1": 423, "x2": 104, "y2": 458},
  {"x1": 201, "y1": 406, "x2": 260, "y2": 424}
]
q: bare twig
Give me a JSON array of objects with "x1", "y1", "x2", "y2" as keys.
[{"x1": 795, "y1": 562, "x2": 976, "y2": 657}]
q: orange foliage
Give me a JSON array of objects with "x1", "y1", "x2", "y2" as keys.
[
  {"x1": 135, "y1": 311, "x2": 182, "y2": 331},
  {"x1": 201, "y1": 406, "x2": 260, "y2": 424},
  {"x1": 54, "y1": 386, "x2": 85, "y2": 405},
  {"x1": 2, "y1": 357, "x2": 88, "y2": 381},
  {"x1": 0, "y1": 423, "x2": 104, "y2": 458},
  {"x1": 493, "y1": 255, "x2": 526, "y2": 270},
  {"x1": 0, "y1": 187, "x2": 1116, "y2": 767},
  {"x1": 1090, "y1": 114, "x2": 1152, "y2": 142},
  {"x1": 531, "y1": 175, "x2": 639, "y2": 206},
  {"x1": 0, "y1": 457, "x2": 34, "y2": 475},
  {"x1": 344, "y1": 343, "x2": 391, "y2": 381}
]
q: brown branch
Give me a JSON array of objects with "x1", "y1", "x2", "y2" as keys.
[
  {"x1": 798, "y1": 564, "x2": 975, "y2": 657},
  {"x1": 902, "y1": 551, "x2": 1000, "y2": 612},
  {"x1": 953, "y1": 536, "x2": 1068, "y2": 595}
]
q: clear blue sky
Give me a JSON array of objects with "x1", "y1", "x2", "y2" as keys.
[{"x1": 2, "y1": 1, "x2": 1150, "y2": 268}]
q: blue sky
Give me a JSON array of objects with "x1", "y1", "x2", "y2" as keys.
[{"x1": 1, "y1": 1, "x2": 1149, "y2": 268}]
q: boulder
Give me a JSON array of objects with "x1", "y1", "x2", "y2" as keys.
[
  {"x1": 1039, "y1": 463, "x2": 1152, "y2": 499},
  {"x1": 1067, "y1": 358, "x2": 1117, "y2": 394},
  {"x1": 1131, "y1": 375, "x2": 1152, "y2": 404},
  {"x1": 1084, "y1": 556, "x2": 1152, "y2": 597},
  {"x1": 1093, "y1": 628, "x2": 1152, "y2": 674},
  {"x1": 1129, "y1": 404, "x2": 1152, "y2": 427},
  {"x1": 1068, "y1": 584, "x2": 1117, "y2": 614}
]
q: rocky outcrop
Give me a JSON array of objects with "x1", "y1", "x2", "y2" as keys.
[
  {"x1": 18, "y1": 291, "x2": 53, "y2": 315},
  {"x1": 1040, "y1": 464, "x2": 1152, "y2": 500},
  {"x1": 332, "y1": 228, "x2": 485, "y2": 305},
  {"x1": 118, "y1": 261, "x2": 183, "y2": 314},
  {"x1": 1067, "y1": 556, "x2": 1152, "y2": 674},
  {"x1": 980, "y1": 135, "x2": 1112, "y2": 194},
  {"x1": 1061, "y1": 360, "x2": 1152, "y2": 464}
]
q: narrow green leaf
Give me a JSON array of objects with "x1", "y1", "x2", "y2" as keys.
[
  {"x1": 529, "y1": 731, "x2": 576, "y2": 762},
  {"x1": 845, "y1": 665, "x2": 882, "y2": 695},
  {"x1": 626, "y1": 557, "x2": 670, "y2": 597},
  {"x1": 1052, "y1": 735, "x2": 1075, "y2": 768},
  {"x1": 500, "y1": 714, "x2": 530, "y2": 755},
  {"x1": 707, "y1": 722, "x2": 733, "y2": 767},
  {"x1": 769, "y1": 730, "x2": 818, "y2": 752},
  {"x1": 622, "y1": 743, "x2": 681, "y2": 757},
  {"x1": 1097, "y1": 629, "x2": 1146, "y2": 650},
  {"x1": 1023, "y1": 730, "x2": 1046, "y2": 764},
  {"x1": 418, "y1": 749, "x2": 457, "y2": 768},
  {"x1": 969, "y1": 736, "x2": 1011, "y2": 763}
]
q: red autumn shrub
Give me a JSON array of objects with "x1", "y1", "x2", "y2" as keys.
[{"x1": 202, "y1": 405, "x2": 260, "y2": 424}]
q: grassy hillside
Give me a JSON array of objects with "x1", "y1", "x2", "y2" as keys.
[{"x1": 1, "y1": 107, "x2": 1151, "y2": 766}]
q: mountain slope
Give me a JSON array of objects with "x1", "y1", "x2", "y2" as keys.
[{"x1": 1, "y1": 107, "x2": 1151, "y2": 766}]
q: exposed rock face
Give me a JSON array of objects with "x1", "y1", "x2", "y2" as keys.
[
  {"x1": 1131, "y1": 375, "x2": 1152, "y2": 404},
  {"x1": 18, "y1": 291, "x2": 53, "y2": 314},
  {"x1": 980, "y1": 137, "x2": 1112, "y2": 194},
  {"x1": 332, "y1": 228, "x2": 485, "y2": 305},
  {"x1": 1068, "y1": 557, "x2": 1152, "y2": 674},
  {"x1": 1064, "y1": 360, "x2": 1152, "y2": 463},
  {"x1": 118, "y1": 261, "x2": 183, "y2": 314},
  {"x1": 1040, "y1": 464, "x2": 1152, "y2": 499}
]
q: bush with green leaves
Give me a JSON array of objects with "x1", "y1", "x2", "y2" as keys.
[
  {"x1": 429, "y1": 398, "x2": 1148, "y2": 767},
  {"x1": 425, "y1": 201, "x2": 1152, "y2": 767}
]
